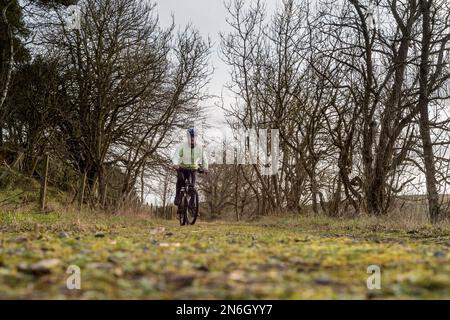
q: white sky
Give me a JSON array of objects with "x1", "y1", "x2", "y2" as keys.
[
  {"x1": 143, "y1": 0, "x2": 449, "y2": 203},
  {"x1": 148, "y1": 0, "x2": 281, "y2": 203},
  {"x1": 153, "y1": 0, "x2": 279, "y2": 136}
]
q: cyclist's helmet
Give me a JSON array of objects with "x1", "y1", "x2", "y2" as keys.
[
  {"x1": 187, "y1": 128, "x2": 196, "y2": 147},
  {"x1": 187, "y1": 128, "x2": 195, "y2": 138}
]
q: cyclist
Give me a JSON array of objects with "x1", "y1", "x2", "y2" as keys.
[{"x1": 172, "y1": 128, "x2": 208, "y2": 206}]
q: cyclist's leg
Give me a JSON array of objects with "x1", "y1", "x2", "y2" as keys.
[
  {"x1": 191, "y1": 170, "x2": 197, "y2": 186},
  {"x1": 185, "y1": 170, "x2": 196, "y2": 191},
  {"x1": 174, "y1": 168, "x2": 185, "y2": 205}
]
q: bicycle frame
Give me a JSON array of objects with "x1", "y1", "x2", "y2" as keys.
[
  {"x1": 181, "y1": 171, "x2": 195, "y2": 192},
  {"x1": 178, "y1": 169, "x2": 200, "y2": 225}
]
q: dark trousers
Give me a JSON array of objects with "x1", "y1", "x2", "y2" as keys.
[{"x1": 176, "y1": 168, "x2": 196, "y2": 199}]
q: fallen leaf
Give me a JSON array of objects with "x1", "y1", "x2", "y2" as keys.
[
  {"x1": 159, "y1": 242, "x2": 180, "y2": 247},
  {"x1": 166, "y1": 274, "x2": 196, "y2": 289},
  {"x1": 18, "y1": 259, "x2": 61, "y2": 276},
  {"x1": 228, "y1": 270, "x2": 246, "y2": 281},
  {"x1": 87, "y1": 262, "x2": 114, "y2": 270},
  {"x1": 14, "y1": 236, "x2": 28, "y2": 243},
  {"x1": 113, "y1": 268, "x2": 124, "y2": 277},
  {"x1": 150, "y1": 227, "x2": 166, "y2": 235}
]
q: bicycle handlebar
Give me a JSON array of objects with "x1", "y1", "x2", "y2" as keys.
[{"x1": 173, "y1": 166, "x2": 207, "y2": 174}]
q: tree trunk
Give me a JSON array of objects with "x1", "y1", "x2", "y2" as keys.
[
  {"x1": 310, "y1": 168, "x2": 318, "y2": 214},
  {"x1": 0, "y1": 2, "x2": 14, "y2": 114},
  {"x1": 140, "y1": 167, "x2": 145, "y2": 204},
  {"x1": 162, "y1": 178, "x2": 168, "y2": 219},
  {"x1": 39, "y1": 153, "x2": 49, "y2": 211},
  {"x1": 97, "y1": 166, "x2": 107, "y2": 209},
  {"x1": 418, "y1": 0, "x2": 441, "y2": 223},
  {"x1": 235, "y1": 165, "x2": 240, "y2": 221},
  {"x1": 78, "y1": 170, "x2": 87, "y2": 211}
]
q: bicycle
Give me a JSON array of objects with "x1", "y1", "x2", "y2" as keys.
[{"x1": 177, "y1": 168, "x2": 203, "y2": 226}]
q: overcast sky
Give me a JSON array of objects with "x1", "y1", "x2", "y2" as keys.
[
  {"x1": 153, "y1": 0, "x2": 279, "y2": 133},
  {"x1": 143, "y1": 0, "x2": 281, "y2": 203}
]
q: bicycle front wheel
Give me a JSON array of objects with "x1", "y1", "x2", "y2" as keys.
[{"x1": 186, "y1": 189, "x2": 199, "y2": 225}]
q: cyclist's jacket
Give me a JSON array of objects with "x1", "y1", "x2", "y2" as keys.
[{"x1": 171, "y1": 132, "x2": 209, "y2": 170}]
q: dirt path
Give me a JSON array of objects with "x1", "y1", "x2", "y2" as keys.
[{"x1": 0, "y1": 213, "x2": 449, "y2": 299}]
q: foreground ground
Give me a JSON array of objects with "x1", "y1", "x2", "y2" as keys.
[{"x1": 0, "y1": 211, "x2": 449, "y2": 299}]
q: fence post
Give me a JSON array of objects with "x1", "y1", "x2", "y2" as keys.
[
  {"x1": 78, "y1": 171, "x2": 87, "y2": 211},
  {"x1": 39, "y1": 153, "x2": 49, "y2": 211}
]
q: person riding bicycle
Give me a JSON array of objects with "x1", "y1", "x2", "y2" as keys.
[{"x1": 172, "y1": 128, "x2": 208, "y2": 206}]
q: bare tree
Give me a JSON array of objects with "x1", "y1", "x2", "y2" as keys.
[{"x1": 37, "y1": 0, "x2": 210, "y2": 208}]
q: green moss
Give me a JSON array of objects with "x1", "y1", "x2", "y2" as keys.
[{"x1": 0, "y1": 212, "x2": 448, "y2": 299}]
